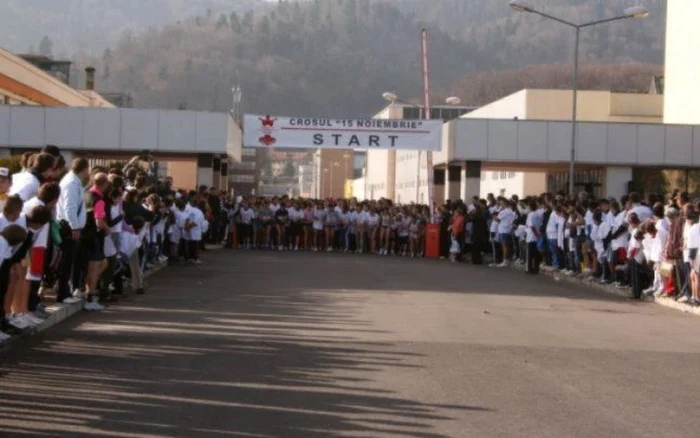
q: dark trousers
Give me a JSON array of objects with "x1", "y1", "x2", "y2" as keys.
[
  {"x1": 471, "y1": 240, "x2": 483, "y2": 265},
  {"x1": 491, "y1": 233, "x2": 503, "y2": 264},
  {"x1": 527, "y1": 241, "x2": 541, "y2": 274},
  {"x1": 28, "y1": 281, "x2": 41, "y2": 312},
  {"x1": 631, "y1": 260, "x2": 652, "y2": 299},
  {"x1": 187, "y1": 240, "x2": 200, "y2": 261},
  {"x1": 57, "y1": 238, "x2": 76, "y2": 301},
  {"x1": 0, "y1": 262, "x2": 10, "y2": 323}
]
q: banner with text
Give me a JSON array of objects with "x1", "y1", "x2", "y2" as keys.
[{"x1": 244, "y1": 114, "x2": 443, "y2": 150}]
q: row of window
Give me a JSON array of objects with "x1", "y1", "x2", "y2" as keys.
[
  {"x1": 241, "y1": 148, "x2": 257, "y2": 157},
  {"x1": 402, "y1": 107, "x2": 473, "y2": 122},
  {"x1": 480, "y1": 171, "x2": 517, "y2": 181},
  {"x1": 230, "y1": 174, "x2": 256, "y2": 183}
]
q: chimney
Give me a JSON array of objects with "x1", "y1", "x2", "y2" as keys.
[{"x1": 85, "y1": 66, "x2": 95, "y2": 90}]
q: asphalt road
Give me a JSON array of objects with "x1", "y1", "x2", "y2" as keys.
[{"x1": 1, "y1": 250, "x2": 700, "y2": 438}]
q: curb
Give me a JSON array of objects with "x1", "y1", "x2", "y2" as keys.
[
  {"x1": 0, "y1": 262, "x2": 169, "y2": 353},
  {"x1": 511, "y1": 263, "x2": 700, "y2": 317}
]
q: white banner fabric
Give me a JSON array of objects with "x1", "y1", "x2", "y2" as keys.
[{"x1": 244, "y1": 114, "x2": 443, "y2": 151}]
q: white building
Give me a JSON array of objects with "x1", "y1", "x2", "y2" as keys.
[
  {"x1": 459, "y1": 89, "x2": 663, "y2": 199},
  {"x1": 298, "y1": 164, "x2": 313, "y2": 198},
  {"x1": 365, "y1": 104, "x2": 475, "y2": 202}
]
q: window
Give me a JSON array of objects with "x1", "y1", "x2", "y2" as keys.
[
  {"x1": 237, "y1": 161, "x2": 256, "y2": 170},
  {"x1": 500, "y1": 171, "x2": 507, "y2": 179},
  {"x1": 231, "y1": 174, "x2": 255, "y2": 183},
  {"x1": 508, "y1": 171, "x2": 516, "y2": 178},
  {"x1": 242, "y1": 148, "x2": 257, "y2": 157},
  {"x1": 492, "y1": 171, "x2": 498, "y2": 180}
]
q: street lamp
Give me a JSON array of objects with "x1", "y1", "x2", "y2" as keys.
[
  {"x1": 510, "y1": 1, "x2": 649, "y2": 196},
  {"x1": 342, "y1": 153, "x2": 351, "y2": 197},
  {"x1": 330, "y1": 161, "x2": 340, "y2": 198},
  {"x1": 231, "y1": 85, "x2": 242, "y2": 122},
  {"x1": 322, "y1": 168, "x2": 329, "y2": 199}
]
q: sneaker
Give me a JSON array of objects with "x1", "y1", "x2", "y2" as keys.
[
  {"x1": 193, "y1": 259, "x2": 203, "y2": 265},
  {"x1": 0, "y1": 331, "x2": 11, "y2": 342},
  {"x1": 84, "y1": 297, "x2": 105, "y2": 311},
  {"x1": 7, "y1": 316, "x2": 29, "y2": 330},
  {"x1": 63, "y1": 296, "x2": 82, "y2": 304},
  {"x1": 496, "y1": 261, "x2": 508, "y2": 268},
  {"x1": 22, "y1": 313, "x2": 44, "y2": 326},
  {"x1": 615, "y1": 283, "x2": 629, "y2": 290},
  {"x1": 678, "y1": 295, "x2": 691, "y2": 304},
  {"x1": 294, "y1": 245, "x2": 299, "y2": 251},
  {"x1": 653, "y1": 289, "x2": 665, "y2": 298}
]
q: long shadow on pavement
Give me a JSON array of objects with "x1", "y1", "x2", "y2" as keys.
[{"x1": 0, "y1": 251, "x2": 494, "y2": 438}]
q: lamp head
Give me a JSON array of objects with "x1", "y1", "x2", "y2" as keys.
[
  {"x1": 509, "y1": 1, "x2": 534, "y2": 13},
  {"x1": 445, "y1": 96, "x2": 462, "y2": 105},
  {"x1": 382, "y1": 91, "x2": 398, "y2": 103},
  {"x1": 623, "y1": 5, "x2": 649, "y2": 19}
]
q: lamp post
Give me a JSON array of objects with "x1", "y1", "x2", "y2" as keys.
[
  {"x1": 330, "y1": 161, "x2": 339, "y2": 198},
  {"x1": 381, "y1": 93, "x2": 462, "y2": 203},
  {"x1": 509, "y1": 2, "x2": 649, "y2": 196},
  {"x1": 231, "y1": 85, "x2": 242, "y2": 123},
  {"x1": 322, "y1": 168, "x2": 329, "y2": 198},
  {"x1": 342, "y1": 153, "x2": 350, "y2": 198}
]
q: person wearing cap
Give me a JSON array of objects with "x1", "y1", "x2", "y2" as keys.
[{"x1": 0, "y1": 167, "x2": 10, "y2": 212}]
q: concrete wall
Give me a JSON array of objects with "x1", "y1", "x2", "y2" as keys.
[
  {"x1": 664, "y1": 0, "x2": 700, "y2": 125},
  {"x1": 0, "y1": 106, "x2": 229, "y2": 154},
  {"x1": 522, "y1": 90, "x2": 662, "y2": 123},
  {"x1": 366, "y1": 149, "x2": 390, "y2": 200},
  {"x1": 479, "y1": 171, "x2": 546, "y2": 199},
  {"x1": 463, "y1": 90, "x2": 528, "y2": 120},
  {"x1": 169, "y1": 161, "x2": 197, "y2": 191},
  {"x1": 604, "y1": 166, "x2": 633, "y2": 200},
  {"x1": 365, "y1": 104, "x2": 403, "y2": 200}
]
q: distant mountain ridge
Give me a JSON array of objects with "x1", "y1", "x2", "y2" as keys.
[{"x1": 3, "y1": 0, "x2": 666, "y2": 118}]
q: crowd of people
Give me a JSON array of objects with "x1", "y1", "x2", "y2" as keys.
[
  {"x1": 3, "y1": 144, "x2": 697, "y2": 342},
  {"x1": 224, "y1": 189, "x2": 700, "y2": 306},
  {"x1": 0, "y1": 146, "x2": 213, "y2": 342},
  {"x1": 438, "y1": 190, "x2": 700, "y2": 304}
]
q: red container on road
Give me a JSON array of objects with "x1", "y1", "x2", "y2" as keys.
[{"x1": 425, "y1": 223, "x2": 441, "y2": 259}]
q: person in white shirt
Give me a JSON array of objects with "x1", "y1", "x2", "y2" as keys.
[
  {"x1": 9, "y1": 153, "x2": 55, "y2": 202},
  {"x1": 488, "y1": 201, "x2": 502, "y2": 264},
  {"x1": 629, "y1": 227, "x2": 649, "y2": 300},
  {"x1": 687, "y1": 212, "x2": 700, "y2": 305},
  {"x1": 185, "y1": 199, "x2": 207, "y2": 264},
  {"x1": 592, "y1": 210, "x2": 611, "y2": 280},
  {"x1": 0, "y1": 224, "x2": 29, "y2": 340},
  {"x1": 644, "y1": 221, "x2": 668, "y2": 297},
  {"x1": 625, "y1": 192, "x2": 653, "y2": 224},
  {"x1": 5, "y1": 205, "x2": 52, "y2": 330},
  {"x1": 546, "y1": 205, "x2": 564, "y2": 270},
  {"x1": 0, "y1": 167, "x2": 11, "y2": 213},
  {"x1": 239, "y1": 201, "x2": 255, "y2": 249},
  {"x1": 311, "y1": 203, "x2": 326, "y2": 251},
  {"x1": 56, "y1": 158, "x2": 90, "y2": 303},
  {"x1": 494, "y1": 198, "x2": 516, "y2": 268},
  {"x1": 525, "y1": 200, "x2": 543, "y2": 274}
]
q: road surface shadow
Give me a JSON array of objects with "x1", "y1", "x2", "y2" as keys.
[{"x1": 0, "y1": 251, "x2": 493, "y2": 437}]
